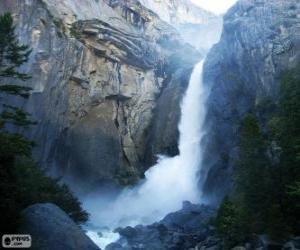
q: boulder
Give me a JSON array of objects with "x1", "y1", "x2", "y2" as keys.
[
  {"x1": 19, "y1": 203, "x2": 100, "y2": 250},
  {"x1": 110, "y1": 202, "x2": 216, "y2": 250},
  {"x1": 194, "y1": 236, "x2": 222, "y2": 250},
  {"x1": 282, "y1": 237, "x2": 300, "y2": 250}
]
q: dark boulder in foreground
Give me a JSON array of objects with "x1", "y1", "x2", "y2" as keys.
[{"x1": 19, "y1": 203, "x2": 100, "y2": 250}]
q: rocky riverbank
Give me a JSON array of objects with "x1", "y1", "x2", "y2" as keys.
[{"x1": 105, "y1": 201, "x2": 300, "y2": 250}]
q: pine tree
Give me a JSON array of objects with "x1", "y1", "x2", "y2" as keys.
[
  {"x1": 0, "y1": 13, "x2": 31, "y2": 79},
  {"x1": 215, "y1": 197, "x2": 249, "y2": 247},
  {"x1": 0, "y1": 13, "x2": 88, "y2": 234},
  {"x1": 0, "y1": 12, "x2": 35, "y2": 128},
  {"x1": 275, "y1": 65, "x2": 300, "y2": 235},
  {"x1": 237, "y1": 114, "x2": 271, "y2": 232},
  {"x1": 0, "y1": 13, "x2": 35, "y2": 233},
  {"x1": 216, "y1": 65, "x2": 300, "y2": 242}
]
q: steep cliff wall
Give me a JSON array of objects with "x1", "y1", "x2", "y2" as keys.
[
  {"x1": 0, "y1": 0, "x2": 200, "y2": 190},
  {"x1": 139, "y1": 0, "x2": 222, "y2": 52},
  {"x1": 202, "y1": 0, "x2": 300, "y2": 204}
]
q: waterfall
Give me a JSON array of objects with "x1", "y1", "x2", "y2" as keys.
[{"x1": 84, "y1": 60, "x2": 207, "y2": 247}]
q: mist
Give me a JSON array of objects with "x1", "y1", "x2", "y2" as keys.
[
  {"x1": 191, "y1": 0, "x2": 238, "y2": 14},
  {"x1": 83, "y1": 60, "x2": 208, "y2": 239}
]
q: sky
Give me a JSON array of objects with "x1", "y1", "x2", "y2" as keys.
[{"x1": 191, "y1": 0, "x2": 238, "y2": 14}]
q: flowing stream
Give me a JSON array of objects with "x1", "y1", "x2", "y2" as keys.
[{"x1": 84, "y1": 59, "x2": 208, "y2": 248}]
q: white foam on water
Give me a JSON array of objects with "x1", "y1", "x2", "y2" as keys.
[
  {"x1": 85, "y1": 60, "x2": 207, "y2": 248},
  {"x1": 86, "y1": 229, "x2": 120, "y2": 249}
]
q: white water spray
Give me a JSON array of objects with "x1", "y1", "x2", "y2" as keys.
[{"x1": 84, "y1": 60, "x2": 207, "y2": 246}]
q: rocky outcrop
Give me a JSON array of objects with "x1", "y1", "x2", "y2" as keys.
[
  {"x1": 0, "y1": 0, "x2": 200, "y2": 190},
  {"x1": 106, "y1": 202, "x2": 300, "y2": 250},
  {"x1": 19, "y1": 203, "x2": 99, "y2": 250},
  {"x1": 191, "y1": 235, "x2": 300, "y2": 250},
  {"x1": 201, "y1": 0, "x2": 300, "y2": 204},
  {"x1": 139, "y1": 0, "x2": 223, "y2": 52},
  {"x1": 106, "y1": 201, "x2": 216, "y2": 250}
]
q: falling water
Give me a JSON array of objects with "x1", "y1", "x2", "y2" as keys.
[{"x1": 84, "y1": 60, "x2": 208, "y2": 248}]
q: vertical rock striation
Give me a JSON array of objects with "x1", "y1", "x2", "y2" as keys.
[{"x1": 202, "y1": 0, "x2": 300, "y2": 204}]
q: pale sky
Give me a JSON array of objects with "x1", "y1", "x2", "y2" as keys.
[{"x1": 191, "y1": 0, "x2": 238, "y2": 14}]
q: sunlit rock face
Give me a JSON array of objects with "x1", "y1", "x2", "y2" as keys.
[
  {"x1": 202, "y1": 0, "x2": 300, "y2": 204},
  {"x1": 0, "y1": 0, "x2": 200, "y2": 190},
  {"x1": 139, "y1": 0, "x2": 223, "y2": 52}
]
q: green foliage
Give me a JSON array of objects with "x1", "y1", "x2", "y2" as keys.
[
  {"x1": 0, "y1": 12, "x2": 33, "y2": 131},
  {"x1": 52, "y1": 18, "x2": 66, "y2": 37},
  {"x1": 276, "y1": 65, "x2": 300, "y2": 235},
  {"x1": 0, "y1": 84, "x2": 32, "y2": 98},
  {"x1": 1, "y1": 105, "x2": 37, "y2": 126},
  {"x1": 216, "y1": 63, "x2": 300, "y2": 242},
  {"x1": 0, "y1": 12, "x2": 31, "y2": 80},
  {"x1": 0, "y1": 132, "x2": 35, "y2": 157},
  {"x1": 287, "y1": 182, "x2": 300, "y2": 197},
  {"x1": 277, "y1": 66, "x2": 300, "y2": 167},
  {"x1": 0, "y1": 157, "x2": 89, "y2": 234},
  {"x1": 70, "y1": 25, "x2": 81, "y2": 39},
  {"x1": 215, "y1": 197, "x2": 249, "y2": 247},
  {"x1": 0, "y1": 12, "x2": 88, "y2": 234},
  {"x1": 237, "y1": 115, "x2": 271, "y2": 232},
  {"x1": 14, "y1": 158, "x2": 89, "y2": 224}
]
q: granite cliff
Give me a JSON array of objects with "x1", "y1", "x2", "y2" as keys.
[
  {"x1": 202, "y1": 0, "x2": 300, "y2": 204},
  {"x1": 139, "y1": 0, "x2": 223, "y2": 52},
  {"x1": 0, "y1": 0, "x2": 201, "y2": 190}
]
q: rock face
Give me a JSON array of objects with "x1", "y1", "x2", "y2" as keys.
[
  {"x1": 139, "y1": 0, "x2": 223, "y2": 52},
  {"x1": 19, "y1": 203, "x2": 100, "y2": 250},
  {"x1": 106, "y1": 201, "x2": 216, "y2": 250},
  {"x1": 201, "y1": 0, "x2": 300, "y2": 204},
  {"x1": 0, "y1": 0, "x2": 200, "y2": 189}
]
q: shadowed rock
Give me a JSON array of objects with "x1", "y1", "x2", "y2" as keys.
[
  {"x1": 107, "y1": 202, "x2": 216, "y2": 250},
  {"x1": 19, "y1": 203, "x2": 100, "y2": 250}
]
